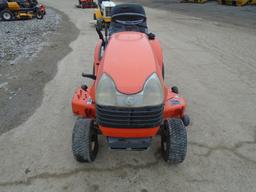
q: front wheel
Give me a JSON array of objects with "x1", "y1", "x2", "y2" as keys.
[
  {"x1": 72, "y1": 119, "x2": 99, "y2": 163},
  {"x1": 0, "y1": 10, "x2": 14, "y2": 21},
  {"x1": 161, "y1": 118, "x2": 187, "y2": 164}
]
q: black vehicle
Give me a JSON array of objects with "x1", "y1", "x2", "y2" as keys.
[{"x1": 0, "y1": 0, "x2": 46, "y2": 21}]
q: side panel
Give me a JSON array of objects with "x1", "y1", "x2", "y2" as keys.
[
  {"x1": 163, "y1": 88, "x2": 186, "y2": 119},
  {"x1": 95, "y1": 8, "x2": 102, "y2": 19},
  {"x1": 72, "y1": 88, "x2": 96, "y2": 118},
  {"x1": 8, "y1": 2, "x2": 20, "y2": 11}
]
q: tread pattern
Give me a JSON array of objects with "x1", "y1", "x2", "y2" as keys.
[
  {"x1": 72, "y1": 119, "x2": 98, "y2": 162},
  {"x1": 162, "y1": 118, "x2": 187, "y2": 164}
]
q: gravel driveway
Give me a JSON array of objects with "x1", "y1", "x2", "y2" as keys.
[{"x1": 0, "y1": 8, "x2": 60, "y2": 64}]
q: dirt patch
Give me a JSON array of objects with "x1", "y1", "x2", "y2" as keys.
[{"x1": 0, "y1": 8, "x2": 79, "y2": 135}]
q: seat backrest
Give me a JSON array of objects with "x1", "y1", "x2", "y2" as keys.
[{"x1": 109, "y1": 4, "x2": 148, "y2": 35}]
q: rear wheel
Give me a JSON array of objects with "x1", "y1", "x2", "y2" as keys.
[
  {"x1": 72, "y1": 118, "x2": 98, "y2": 162},
  {"x1": 0, "y1": 10, "x2": 14, "y2": 21},
  {"x1": 36, "y1": 11, "x2": 44, "y2": 19},
  {"x1": 161, "y1": 118, "x2": 187, "y2": 164}
]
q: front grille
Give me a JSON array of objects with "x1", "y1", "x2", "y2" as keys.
[
  {"x1": 96, "y1": 104, "x2": 163, "y2": 128},
  {"x1": 105, "y1": 7, "x2": 112, "y2": 17}
]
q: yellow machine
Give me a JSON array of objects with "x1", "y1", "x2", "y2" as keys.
[
  {"x1": 93, "y1": 0, "x2": 116, "y2": 30},
  {"x1": 0, "y1": 0, "x2": 45, "y2": 21}
]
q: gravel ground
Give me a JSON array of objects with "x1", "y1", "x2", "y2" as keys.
[
  {"x1": 0, "y1": 8, "x2": 60, "y2": 64},
  {"x1": 0, "y1": 7, "x2": 79, "y2": 134}
]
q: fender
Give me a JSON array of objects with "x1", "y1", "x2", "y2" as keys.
[{"x1": 149, "y1": 39, "x2": 163, "y2": 70}]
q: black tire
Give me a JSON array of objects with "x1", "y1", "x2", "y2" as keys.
[
  {"x1": 93, "y1": 13, "x2": 96, "y2": 20},
  {"x1": 182, "y1": 114, "x2": 190, "y2": 127},
  {"x1": 36, "y1": 11, "x2": 44, "y2": 19},
  {"x1": 161, "y1": 118, "x2": 187, "y2": 164},
  {"x1": 0, "y1": 9, "x2": 14, "y2": 21},
  {"x1": 171, "y1": 86, "x2": 179, "y2": 94},
  {"x1": 72, "y1": 118, "x2": 98, "y2": 163}
]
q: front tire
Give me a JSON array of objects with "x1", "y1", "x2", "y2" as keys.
[
  {"x1": 72, "y1": 119, "x2": 98, "y2": 163},
  {"x1": 161, "y1": 118, "x2": 187, "y2": 164},
  {"x1": 0, "y1": 10, "x2": 14, "y2": 21}
]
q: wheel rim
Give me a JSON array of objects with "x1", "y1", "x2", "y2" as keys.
[
  {"x1": 3, "y1": 12, "x2": 11, "y2": 20},
  {"x1": 37, "y1": 14, "x2": 43, "y2": 19}
]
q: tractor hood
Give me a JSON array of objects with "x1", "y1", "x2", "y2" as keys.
[{"x1": 101, "y1": 32, "x2": 158, "y2": 94}]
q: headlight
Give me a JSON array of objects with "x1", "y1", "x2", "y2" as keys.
[
  {"x1": 142, "y1": 73, "x2": 163, "y2": 106},
  {"x1": 96, "y1": 73, "x2": 117, "y2": 106},
  {"x1": 96, "y1": 73, "x2": 163, "y2": 107}
]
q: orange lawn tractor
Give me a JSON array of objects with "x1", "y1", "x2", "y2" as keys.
[{"x1": 71, "y1": 4, "x2": 190, "y2": 164}]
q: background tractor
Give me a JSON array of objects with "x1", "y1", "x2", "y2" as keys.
[
  {"x1": 0, "y1": 0, "x2": 46, "y2": 21},
  {"x1": 76, "y1": 0, "x2": 97, "y2": 9},
  {"x1": 93, "y1": 0, "x2": 115, "y2": 34}
]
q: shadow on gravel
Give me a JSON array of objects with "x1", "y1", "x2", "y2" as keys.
[{"x1": 0, "y1": 8, "x2": 79, "y2": 135}]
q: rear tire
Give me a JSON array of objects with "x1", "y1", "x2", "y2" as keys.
[
  {"x1": 72, "y1": 118, "x2": 98, "y2": 163},
  {"x1": 161, "y1": 118, "x2": 187, "y2": 164},
  {"x1": 36, "y1": 11, "x2": 44, "y2": 19},
  {"x1": 0, "y1": 9, "x2": 14, "y2": 21}
]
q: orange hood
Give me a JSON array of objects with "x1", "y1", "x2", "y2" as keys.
[{"x1": 101, "y1": 32, "x2": 159, "y2": 94}]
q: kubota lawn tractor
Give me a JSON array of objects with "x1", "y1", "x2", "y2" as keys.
[
  {"x1": 0, "y1": 0, "x2": 46, "y2": 21},
  {"x1": 72, "y1": 4, "x2": 190, "y2": 164},
  {"x1": 76, "y1": 0, "x2": 97, "y2": 9}
]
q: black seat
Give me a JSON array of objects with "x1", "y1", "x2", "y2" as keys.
[{"x1": 109, "y1": 4, "x2": 148, "y2": 35}]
